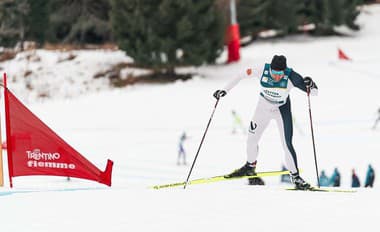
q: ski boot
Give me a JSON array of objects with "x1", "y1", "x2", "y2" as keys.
[
  {"x1": 225, "y1": 162, "x2": 256, "y2": 178},
  {"x1": 291, "y1": 173, "x2": 311, "y2": 190},
  {"x1": 248, "y1": 177, "x2": 265, "y2": 185}
]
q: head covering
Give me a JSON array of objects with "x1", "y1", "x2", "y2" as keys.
[{"x1": 270, "y1": 55, "x2": 287, "y2": 71}]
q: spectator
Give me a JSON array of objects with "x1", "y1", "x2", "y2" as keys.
[
  {"x1": 280, "y1": 165, "x2": 291, "y2": 183},
  {"x1": 319, "y1": 170, "x2": 330, "y2": 187},
  {"x1": 365, "y1": 164, "x2": 375, "y2": 187},
  {"x1": 330, "y1": 167, "x2": 341, "y2": 187},
  {"x1": 351, "y1": 169, "x2": 361, "y2": 188}
]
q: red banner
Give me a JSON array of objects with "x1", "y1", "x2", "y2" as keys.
[{"x1": 4, "y1": 77, "x2": 113, "y2": 187}]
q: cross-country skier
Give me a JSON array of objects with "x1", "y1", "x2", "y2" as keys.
[
  {"x1": 372, "y1": 107, "x2": 380, "y2": 130},
  {"x1": 213, "y1": 55, "x2": 318, "y2": 190},
  {"x1": 177, "y1": 131, "x2": 188, "y2": 165},
  {"x1": 231, "y1": 110, "x2": 246, "y2": 134}
]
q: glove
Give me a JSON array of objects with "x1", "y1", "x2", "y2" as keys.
[
  {"x1": 304, "y1": 77, "x2": 315, "y2": 88},
  {"x1": 213, "y1": 90, "x2": 227, "y2": 99}
]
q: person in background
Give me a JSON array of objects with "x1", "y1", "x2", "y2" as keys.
[
  {"x1": 372, "y1": 107, "x2": 380, "y2": 130},
  {"x1": 330, "y1": 167, "x2": 341, "y2": 187},
  {"x1": 365, "y1": 164, "x2": 375, "y2": 187},
  {"x1": 177, "y1": 131, "x2": 188, "y2": 165},
  {"x1": 231, "y1": 110, "x2": 246, "y2": 134},
  {"x1": 280, "y1": 164, "x2": 291, "y2": 183},
  {"x1": 319, "y1": 170, "x2": 330, "y2": 187},
  {"x1": 351, "y1": 169, "x2": 361, "y2": 188},
  {"x1": 213, "y1": 55, "x2": 318, "y2": 190}
]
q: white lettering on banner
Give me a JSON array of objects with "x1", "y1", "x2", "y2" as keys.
[
  {"x1": 25, "y1": 148, "x2": 76, "y2": 170},
  {"x1": 27, "y1": 149, "x2": 60, "y2": 160},
  {"x1": 27, "y1": 160, "x2": 76, "y2": 169}
]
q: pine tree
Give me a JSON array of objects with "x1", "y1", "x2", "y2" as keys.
[
  {"x1": 304, "y1": 0, "x2": 361, "y2": 35},
  {"x1": 237, "y1": 0, "x2": 304, "y2": 39},
  {"x1": 0, "y1": 0, "x2": 30, "y2": 47},
  {"x1": 25, "y1": 0, "x2": 49, "y2": 45},
  {"x1": 48, "y1": 0, "x2": 111, "y2": 44},
  {"x1": 111, "y1": 0, "x2": 224, "y2": 76}
]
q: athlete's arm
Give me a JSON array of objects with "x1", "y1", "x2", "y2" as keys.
[{"x1": 289, "y1": 70, "x2": 318, "y2": 96}]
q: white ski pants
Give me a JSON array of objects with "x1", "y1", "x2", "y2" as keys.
[{"x1": 247, "y1": 96, "x2": 299, "y2": 174}]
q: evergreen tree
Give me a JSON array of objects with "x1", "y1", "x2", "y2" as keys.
[
  {"x1": 304, "y1": 0, "x2": 361, "y2": 35},
  {"x1": 111, "y1": 0, "x2": 224, "y2": 75},
  {"x1": 238, "y1": 0, "x2": 304, "y2": 39},
  {"x1": 26, "y1": 0, "x2": 49, "y2": 45},
  {"x1": 237, "y1": 0, "x2": 361, "y2": 39},
  {"x1": 49, "y1": 0, "x2": 111, "y2": 44},
  {"x1": 0, "y1": 0, "x2": 29, "y2": 47}
]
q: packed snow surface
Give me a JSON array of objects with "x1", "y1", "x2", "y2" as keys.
[{"x1": 1, "y1": 5, "x2": 380, "y2": 232}]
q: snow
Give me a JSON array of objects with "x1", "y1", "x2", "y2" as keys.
[{"x1": 1, "y1": 4, "x2": 380, "y2": 232}]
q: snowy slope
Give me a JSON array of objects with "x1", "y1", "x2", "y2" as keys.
[{"x1": 1, "y1": 4, "x2": 380, "y2": 232}]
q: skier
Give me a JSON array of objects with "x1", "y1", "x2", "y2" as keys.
[
  {"x1": 213, "y1": 55, "x2": 318, "y2": 190},
  {"x1": 364, "y1": 164, "x2": 375, "y2": 187},
  {"x1": 351, "y1": 169, "x2": 361, "y2": 188},
  {"x1": 177, "y1": 132, "x2": 188, "y2": 165},
  {"x1": 231, "y1": 110, "x2": 245, "y2": 134}
]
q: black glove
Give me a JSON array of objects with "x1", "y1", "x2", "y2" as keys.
[
  {"x1": 304, "y1": 77, "x2": 315, "y2": 88},
  {"x1": 213, "y1": 90, "x2": 227, "y2": 99}
]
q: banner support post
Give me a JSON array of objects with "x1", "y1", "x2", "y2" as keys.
[
  {"x1": 0, "y1": 73, "x2": 4, "y2": 187},
  {"x1": 3, "y1": 73, "x2": 13, "y2": 187},
  {"x1": 0, "y1": 114, "x2": 3, "y2": 187}
]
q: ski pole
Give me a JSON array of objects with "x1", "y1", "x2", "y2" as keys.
[
  {"x1": 307, "y1": 87, "x2": 320, "y2": 188},
  {"x1": 184, "y1": 98, "x2": 220, "y2": 189}
]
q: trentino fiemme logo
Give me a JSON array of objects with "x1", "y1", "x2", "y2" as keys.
[{"x1": 26, "y1": 149, "x2": 76, "y2": 169}]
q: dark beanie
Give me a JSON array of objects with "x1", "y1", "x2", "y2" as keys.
[{"x1": 270, "y1": 55, "x2": 287, "y2": 70}]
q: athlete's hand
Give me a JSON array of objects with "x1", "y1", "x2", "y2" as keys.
[
  {"x1": 304, "y1": 77, "x2": 315, "y2": 88},
  {"x1": 213, "y1": 90, "x2": 227, "y2": 100}
]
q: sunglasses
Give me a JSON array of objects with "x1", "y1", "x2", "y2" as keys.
[{"x1": 271, "y1": 69, "x2": 284, "y2": 75}]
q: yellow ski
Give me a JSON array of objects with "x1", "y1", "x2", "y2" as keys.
[{"x1": 151, "y1": 170, "x2": 291, "y2": 189}]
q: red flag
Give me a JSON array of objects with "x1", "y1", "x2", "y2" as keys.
[
  {"x1": 3, "y1": 76, "x2": 113, "y2": 187},
  {"x1": 338, "y1": 48, "x2": 351, "y2": 61}
]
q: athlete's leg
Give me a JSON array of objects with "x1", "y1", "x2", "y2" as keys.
[
  {"x1": 246, "y1": 98, "x2": 272, "y2": 163},
  {"x1": 276, "y1": 99, "x2": 299, "y2": 174}
]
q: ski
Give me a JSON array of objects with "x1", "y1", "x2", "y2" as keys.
[
  {"x1": 286, "y1": 187, "x2": 356, "y2": 193},
  {"x1": 151, "y1": 170, "x2": 290, "y2": 189}
]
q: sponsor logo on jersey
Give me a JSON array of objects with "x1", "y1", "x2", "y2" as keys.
[{"x1": 262, "y1": 76, "x2": 268, "y2": 83}]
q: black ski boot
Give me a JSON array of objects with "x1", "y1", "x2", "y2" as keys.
[
  {"x1": 225, "y1": 162, "x2": 256, "y2": 178},
  {"x1": 248, "y1": 177, "x2": 265, "y2": 185},
  {"x1": 291, "y1": 173, "x2": 311, "y2": 190}
]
